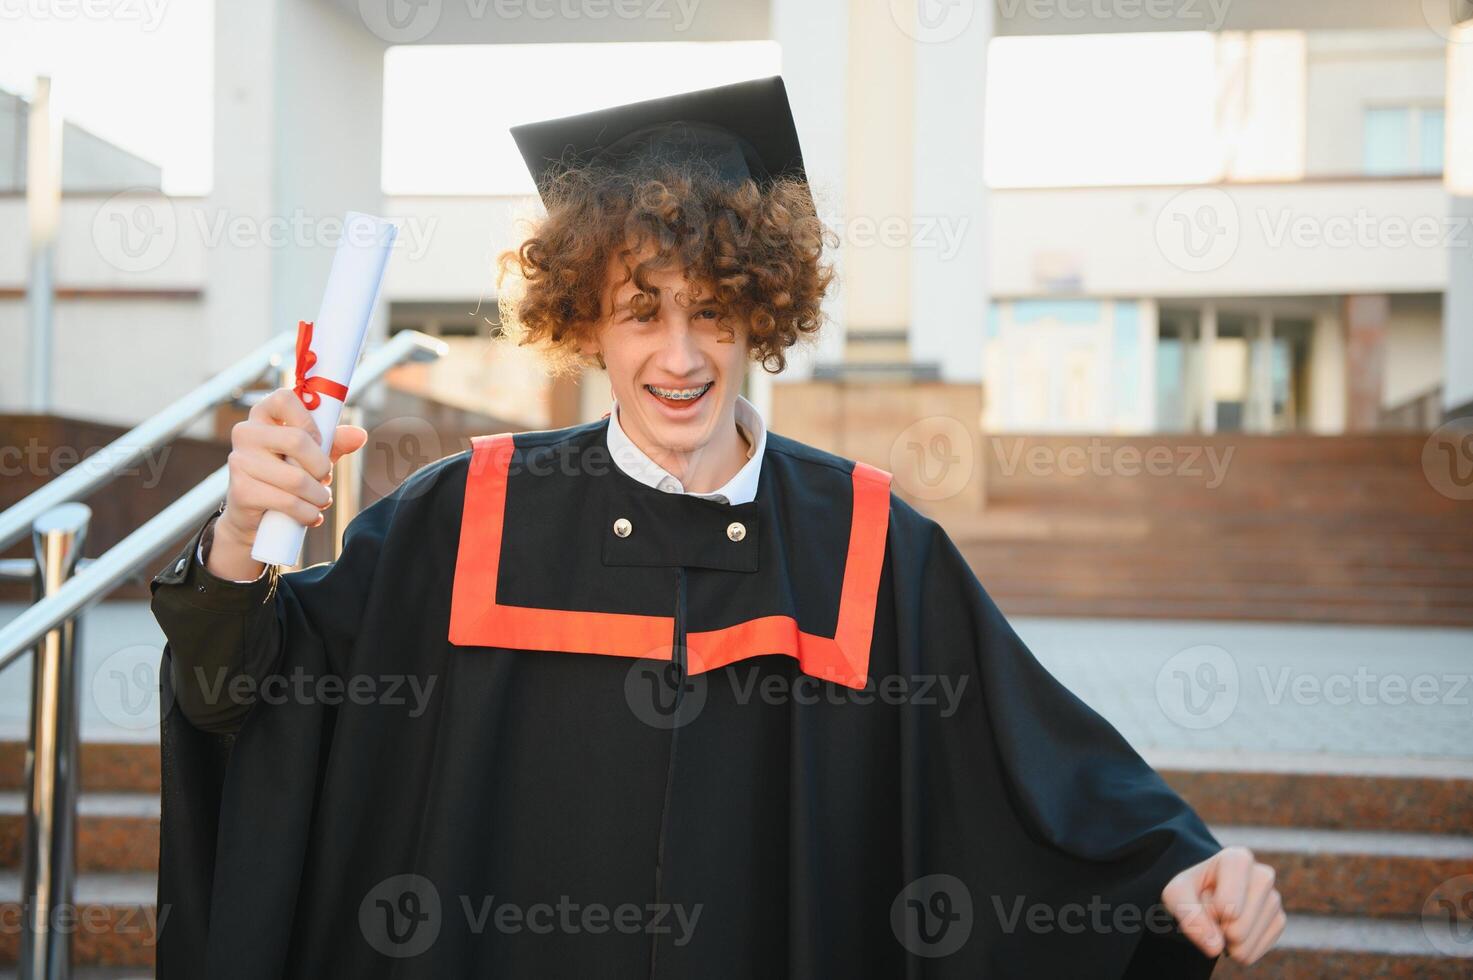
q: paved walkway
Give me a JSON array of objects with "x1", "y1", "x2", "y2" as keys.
[
  {"x1": 1014, "y1": 617, "x2": 1473, "y2": 762},
  {"x1": 1, "y1": 604, "x2": 1469, "y2": 761}
]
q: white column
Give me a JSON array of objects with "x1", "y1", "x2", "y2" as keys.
[
  {"x1": 769, "y1": 0, "x2": 849, "y2": 382},
  {"x1": 1309, "y1": 309, "x2": 1347, "y2": 434},
  {"x1": 25, "y1": 76, "x2": 61, "y2": 412},
  {"x1": 1138, "y1": 298, "x2": 1160, "y2": 433},
  {"x1": 204, "y1": 0, "x2": 279, "y2": 373},
  {"x1": 1444, "y1": 26, "x2": 1473, "y2": 412},
  {"x1": 1251, "y1": 308, "x2": 1274, "y2": 431},
  {"x1": 206, "y1": 0, "x2": 387, "y2": 375},
  {"x1": 1198, "y1": 302, "x2": 1218, "y2": 434},
  {"x1": 908, "y1": 2, "x2": 992, "y2": 382}
]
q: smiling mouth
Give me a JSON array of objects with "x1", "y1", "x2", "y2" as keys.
[{"x1": 644, "y1": 381, "x2": 713, "y2": 407}]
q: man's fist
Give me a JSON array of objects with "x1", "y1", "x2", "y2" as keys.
[
  {"x1": 208, "y1": 387, "x2": 368, "y2": 580},
  {"x1": 1163, "y1": 846, "x2": 1286, "y2": 965}
]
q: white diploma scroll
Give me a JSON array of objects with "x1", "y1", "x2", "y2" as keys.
[{"x1": 250, "y1": 211, "x2": 398, "y2": 567}]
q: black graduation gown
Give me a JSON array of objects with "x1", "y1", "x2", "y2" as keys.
[{"x1": 151, "y1": 417, "x2": 1221, "y2": 978}]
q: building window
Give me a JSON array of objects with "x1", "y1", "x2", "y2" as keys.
[{"x1": 1363, "y1": 105, "x2": 1445, "y2": 176}]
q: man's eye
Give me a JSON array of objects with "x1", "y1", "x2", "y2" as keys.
[{"x1": 696, "y1": 309, "x2": 719, "y2": 319}]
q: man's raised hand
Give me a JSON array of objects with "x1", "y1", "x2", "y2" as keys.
[
  {"x1": 208, "y1": 387, "x2": 368, "y2": 580},
  {"x1": 1163, "y1": 845, "x2": 1286, "y2": 966}
]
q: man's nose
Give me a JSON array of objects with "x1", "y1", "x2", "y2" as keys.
[{"x1": 653, "y1": 319, "x2": 704, "y2": 376}]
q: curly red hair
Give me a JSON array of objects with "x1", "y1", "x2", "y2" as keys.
[{"x1": 496, "y1": 155, "x2": 837, "y2": 375}]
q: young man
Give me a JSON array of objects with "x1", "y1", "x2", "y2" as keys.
[{"x1": 151, "y1": 78, "x2": 1283, "y2": 978}]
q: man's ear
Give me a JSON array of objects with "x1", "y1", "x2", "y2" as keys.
[
  {"x1": 573, "y1": 325, "x2": 605, "y2": 370},
  {"x1": 573, "y1": 324, "x2": 599, "y2": 357}
]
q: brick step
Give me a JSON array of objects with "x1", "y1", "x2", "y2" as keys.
[
  {"x1": 0, "y1": 792, "x2": 158, "y2": 873},
  {"x1": 1212, "y1": 914, "x2": 1473, "y2": 978},
  {"x1": 0, "y1": 743, "x2": 1461, "y2": 970},
  {"x1": 982, "y1": 493, "x2": 1467, "y2": 517},
  {"x1": 1, "y1": 748, "x2": 1462, "y2": 844},
  {"x1": 1154, "y1": 755, "x2": 1473, "y2": 836},
  {"x1": 1213, "y1": 825, "x2": 1473, "y2": 919},
  {"x1": 986, "y1": 473, "x2": 1458, "y2": 493},
  {"x1": 966, "y1": 559, "x2": 1473, "y2": 589},
  {"x1": 959, "y1": 538, "x2": 1473, "y2": 570},
  {"x1": 978, "y1": 433, "x2": 1433, "y2": 458},
  {"x1": 28, "y1": 748, "x2": 1473, "y2": 828},
  {"x1": 0, "y1": 742, "x2": 157, "y2": 794},
  {"x1": 7, "y1": 894, "x2": 1463, "y2": 974},
  {"x1": 969, "y1": 575, "x2": 1473, "y2": 608},
  {"x1": 983, "y1": 452, "x2": 1446, "y2": 475},
  {"x1": 984, "y1": 472, "x2": 1459, "y2": 494},
  {"x1": 950, "y1": 514, "x2": 1473, "y2": 548},
  {"x1": 0, "y1": 970, "x2": 153, "y2": 980},
  {"x1": 992, "y1": 594, "x2": 1473, "y2": 626},
  {"x1": 10, "y1": 807, "x2": 1463, "y2": 919},
  {"x1": 0, "y1": 871, "x2": 155, "y2": 969},
  {"x1": 960, "y1": 515, "x2": 1473, "y2": 549}
]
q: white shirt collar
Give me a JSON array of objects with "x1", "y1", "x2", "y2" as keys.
[{"x1": 605, "y1": 393, "x2": 767, "y2": 505}]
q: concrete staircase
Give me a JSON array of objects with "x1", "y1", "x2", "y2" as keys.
[
  {"x1": 0, "y1": 743, "x2": 1467, "y2": 975},
  {"x1": 0, "y1": 743, "x2": 157, "y2": 974},
  {"x1": 1159, "y1": 757, "x2": 1473, "y2": 976}
]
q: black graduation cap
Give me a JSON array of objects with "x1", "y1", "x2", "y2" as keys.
[{"x1": 510, "y1": 76, "x2": 811, "y2": 211}]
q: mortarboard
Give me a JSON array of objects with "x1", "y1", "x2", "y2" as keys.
[{"x1": 509, "y1": 75, "x2": 812, "y2": 212}]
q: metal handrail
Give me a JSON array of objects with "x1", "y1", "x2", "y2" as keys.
[
  {"x1": 0, "y1": 331, "x2": 297, "y2": 553},
  {"x1": 0, "y1": 329, "x2": 447, "y2": 671}
]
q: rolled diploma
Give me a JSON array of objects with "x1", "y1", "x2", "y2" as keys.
[{"x1": 250, "y1": 211, "x2": 398, "y2": 567}]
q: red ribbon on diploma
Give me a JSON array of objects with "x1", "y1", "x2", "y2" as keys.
[{"x1": 292, "y1": 319, "x2": 350, "y2": 410}]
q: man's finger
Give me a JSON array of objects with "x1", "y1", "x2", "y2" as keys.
[
  {"x1": 258, "y1": 388, "x2": 321, "y2": 441},
  {"x1": 1225, "y1": 864, "x2": 1277, "y2": 956},
  {"x1": 1243, "y1": 906, "x2": 1287, "y2": 965},
  {"x1": 1233, "y1": 884, "x2": 1284, "y2": 964},
  {"x1": 329, "y1": 424, "x2": 368, "y2": 463},
  {"x1": 1207, "y1": 848, "x2": 1254, "y2": 931},
  {"x1": 1162, "y1": 872, "x2": 1222, "y2": 958}
]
